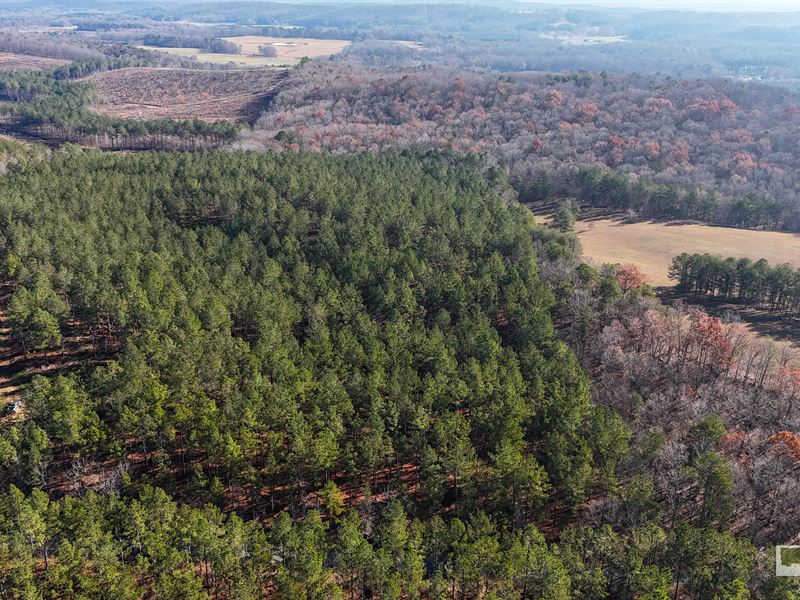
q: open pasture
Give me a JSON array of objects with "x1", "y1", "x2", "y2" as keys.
[
  {"x1": 575, "y1": 218, "x2": 800, "y2": 286},
  {"x1": 138, "y1": 45, "x2": 292, "y2": 66},
  {"x1": 85, "y1": 67, "x2": 287, "y2": 123},
  {"x1": 221, "y1": 35, "x2": 351, "y2": 59}
]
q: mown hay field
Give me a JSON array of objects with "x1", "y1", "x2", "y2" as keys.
[
  {"x1": 575, "y1": 218, "x2": 800, "y2": 286},
  {"x1": 221, "y1": 35, "x2": 351, "y2": 59},
  {"x1": 138, "y1": 45, "x2": 295, "y2": 67}
]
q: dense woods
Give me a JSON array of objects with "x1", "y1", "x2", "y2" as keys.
[
  {"x1": 142, "y1": 34, "x2": 241, "y2": 55},
  {"x1": 0, "y1": 33, "x2": 102, "y2": 62},
  {"x1": 0, "y1": 148, "x2": 797, "y2": 597},
  {"x1": 545, "y1": 250, "x2": 800, "y2": 553},
  {"x1": 670, "y1": 253, "x2": 800, "y2": 317},
  {"x1": 1, "y1": 1, "x2": 800, "y2": 597},
  {"x1": 247, "y1": 63, "x2": 800, "y2": 230},
  {"x1": 0, "y1": 149, "x2": 590, "y2": 597},
  {"x1": 558, "y1": 276, "x2": 800, "y2": 546}
]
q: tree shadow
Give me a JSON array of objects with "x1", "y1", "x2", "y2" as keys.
[{"x1": 656, "y1": 286, "x2": 800, "y2": 347}]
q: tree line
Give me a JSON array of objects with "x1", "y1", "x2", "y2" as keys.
[
  {"x1": 521, "y1": 166, "x2": 790, "y2": 231},
  {"x1": 0, "y1": 32, "x2": 103, "y2": 61},
  {"x1": 249, "y1": 63, "x2": 800, "y2": 231},
  {"x1": 142, "y1": 33, "x2": 241, "y2": 55},
  {"x1": 669, "y1": 252, "x2": 800, "y2": 316},
  {"x1": 0, "y1": 483, "x2": 767, "y2": 600}
]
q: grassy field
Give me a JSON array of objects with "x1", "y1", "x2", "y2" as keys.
[
  {"x1": 565, "y1": 216, "x2": 800, "y2": 346},
  {"x1": 85, "y1": 67, "x2": 287, "y2": 122},
  {"x1": 138, "y1": 45, "x2": 298, "y2": 67},
  {"x1": 17, "y1": 26, "x2": 77, "y2": 34},
  {"x1": 539, "y1": 33, "x2": 627, "y2": 45},
  {"x1": 574, "y1": 217, "x2": 800, "y2": 286},
  {"x1": 221, "y1": 35, "x2": 351, "y2": 59},
  {"x1": 391, "y1": 40, "x2": 425, "y2": 50}
]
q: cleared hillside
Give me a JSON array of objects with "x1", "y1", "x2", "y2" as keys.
[
  {"x1": 0, "y1": 52, "x2": 69, "y2": 70},
  {"x1": 85, "y1": 67, "x2": 287, "y2": 123}
]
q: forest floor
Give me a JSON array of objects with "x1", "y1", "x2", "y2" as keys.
[{"x1": 0, "y1": 282, "x2": 118, "y2": 422}]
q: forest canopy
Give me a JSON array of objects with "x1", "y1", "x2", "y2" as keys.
[
  {"x1": 246, "y1": 63, "x2": 800, "y2": 231},
  {"x1": 0, "y1": 133, "x2": 795, "y2": 599},
  {"x1": 1, "y1": 1, "x2": 800, "y2": 594},
  {"x1": 0, "y1": 149, "x2": 607, "y2": 597},
  {"x1": 0, "y1": 0, "x2": 800, "y2": 600}
]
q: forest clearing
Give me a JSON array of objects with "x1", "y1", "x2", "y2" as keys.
[
  {"x1": 85, "y1": 67, "x2": 288, "y2": 122},
  {"x1": 139, "y1": 36, "x2": 350, "y2": 66},
  {"x1": 221, "y1": 35, "x2": 351, "y2": 58},
  {"x1": 575, "y1": 218, "x2": 800, "y2": 286},
  {"x1": 0, "y1": 52, "x2": 69, "y2": 70},
  {"x1": 137, "y1": 45, "x2": 294, "y2": 66}
]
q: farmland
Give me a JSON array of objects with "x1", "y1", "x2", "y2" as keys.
[
  {"x1": 85, "y1": 67, "x2": 287, "y2": 122},
  {"x1": 539, "y1": 32, "x2": 628, "y2": 45},
  {"x1": 568, "y1": 216, "x2": 800, "y2": 346},
  {"x1": 575, "y1": 217, "x2": 800, "y2": 286},
  {"x1": 137, "y1": 45, "x2": 291, "y2": 66},
  {"x1": 139, "y1": 36, "x2": 350, "y2": 67},
  {"x1": 221, "y1": 35, "x2": 351, "y2": 59},
  {"x1": 0, "y1": 52, "x2": 69, "y2": 70}
]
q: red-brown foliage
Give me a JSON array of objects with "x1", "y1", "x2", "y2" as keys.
[
  {"x1": 768, "y1": 431, "x2": 800, "y2": 462},
  {"x1": 245, "y1": 64, "x2": 800, "y2": 229},
  {"x1": 615, "y1": 263, "x2": 649, "y2": 293}
]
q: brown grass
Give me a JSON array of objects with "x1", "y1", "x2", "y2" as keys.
[
  {"x1": 0, "y1": 52, "x2": 69, "y2": 71},
  {"x1": 222, "y1": 35, "x2": 351, "y2": 59},
  {"x1": 138, "y1": 46, "x2": 293, "y2": 67},
  {"x1": 84, "y1": 67, "x2": 287, "y2": 123},
  {"x1": 574, "y1": 217, "x2": 800, "y2": 286}
]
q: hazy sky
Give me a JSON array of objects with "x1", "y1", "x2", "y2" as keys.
[{"x1": 533, "y1": 0, "x2": 800, "y2": 10}]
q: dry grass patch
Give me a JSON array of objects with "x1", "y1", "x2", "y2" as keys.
[
  {"x1": 391, "y1": 40, "x2": 425, "y2": 50},
  {"x1": 138, "y1": 45, "x2": 295, "y2": 66},
  {"x1": 0, "y1": 52, "x2": 69, "y2": 71},
  {"x1": 222, "y1": 35, "x2": 351, "y2": 59},
  {"x1": 574, "y1": 218, "x2": 800, "y2": 286},
  {"x1": 17, "y1": 26, "x2": 78, "y2": 34},
  {"x1": 85, "y1": 67, "x2": 287, "y2": 123}
]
